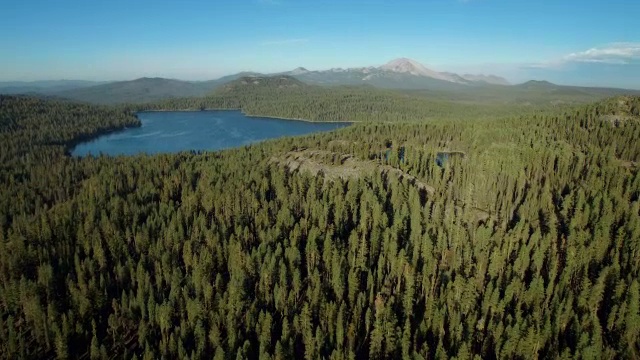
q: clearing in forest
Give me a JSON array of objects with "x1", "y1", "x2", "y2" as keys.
[{"x1": 269, "y1": 149, "x2": 435, "y2": 194}]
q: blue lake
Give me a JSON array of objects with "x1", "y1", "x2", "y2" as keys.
[{"x1": 72, "y1": 111, "x2": 350, "y2": 156}]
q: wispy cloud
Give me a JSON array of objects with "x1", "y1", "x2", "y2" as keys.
[
  {"x1": 522, "y1": 62, "x2": 562, "y2": 70},
  {"x1": 564, "y1": 43, "x2": 640, "y2": 64},
  {"x1": 261, "y1": 38, "x2": 309, "y2": 46},
  {"x1": 528, "y1": 42, "x2": 640, "y2": 69}
]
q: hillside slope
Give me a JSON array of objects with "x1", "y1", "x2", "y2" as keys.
[
  {"x1": 145, "y1": 75, "x2": 538, "y2": 121},
  {"x1": 55, "y1": 77, "x2": 222, "y2": 104},
  {"x1": 0, "y1": 80, "x2": 106, "y2": 95}
]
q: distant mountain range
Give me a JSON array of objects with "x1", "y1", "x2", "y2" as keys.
[
  {"x1": 277, "y1": 58, "x2": 510, "y2": 90},
  {"x1": 1, "y1": 58, "x2": 638, "y2": 104},
  {"x1": 0, "y1": 80, "x2": 107, "y2": 95},
  {"x1": 0, "y1": 78, "x2": 230, "y2": 104},
  {"x1": 53, "y1": 77, "x2": 224, "y2": 104}
]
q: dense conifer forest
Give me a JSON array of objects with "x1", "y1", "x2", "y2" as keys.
[
  {"x1": 1, "y1": 92, "x2": 640, "y2": 359},
  {"x1": 133, "y1": 76, "x2": 557, "y2": 122}
]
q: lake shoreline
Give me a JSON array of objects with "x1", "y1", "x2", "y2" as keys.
[
  {"x1": 244, "y1": 113, "x2": 357, "y2": 124},
  {"x1": 64, "y1": 121, "x2": 142, "y2": 157},
  {"x1": 72, "y1": 110, "x2": 350, "y2": 157},
  {"x1": 139, "y1": 108, "x2": 357, "y2": 123}
]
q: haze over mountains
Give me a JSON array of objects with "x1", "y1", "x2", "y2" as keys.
[
  {"x1": 1, "y1": 58, "x2": 637, "y2": 104},
  {"x1": 0, "y1": 80, "x2": 107, "y2": 95},
  {"x1": 279, "y1": 58, "x2": 510, "y2": 88}
]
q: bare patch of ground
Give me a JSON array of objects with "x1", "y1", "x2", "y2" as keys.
[
  {"x1": 600, "y1": 114, "x2": 638, "y2": 125},
  {"x1": 270, "y1": 149, "x2": 434, "y2": 194},
  {"x1": 270, "y1": 150, "x2": 373, "y2": 181},
  {"x1": 616, "y1": 158, "x2": 638, "y2": 169}
]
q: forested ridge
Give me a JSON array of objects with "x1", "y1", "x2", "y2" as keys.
[
  {"x1": 129, "y1": 76, "x2": 558, "y2": 123},
  {"x1": 0, "y1": 93, "x2": 640, "y2": 359}
]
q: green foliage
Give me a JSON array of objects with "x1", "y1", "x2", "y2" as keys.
[
  {"x1": 1, "y1": 94, "x2": 640, "y2": 358},
  {"x1": 132, "y1": 76, "x2": 556, "y2": 123}
]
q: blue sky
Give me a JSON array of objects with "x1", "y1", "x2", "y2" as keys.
[{"x1": 1, "y1": 0, "x2": 638, "y2": 88}]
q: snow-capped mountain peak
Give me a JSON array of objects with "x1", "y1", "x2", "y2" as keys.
[
  {"x1": 375, "y1": 58, "x2": 510, "y2": 85},
  {"x1": 273, "y1": 58, "x2": 509, "y2": 88},
  {"x1": 289, "y1": 67, "x2": 310, "y2": 75},
  {"x1": 379, "y1": 58, "x2": 451, "y2": 81}
]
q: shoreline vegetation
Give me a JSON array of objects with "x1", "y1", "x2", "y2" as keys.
[
  {"x1": 68, "y1": 110, "x2": 353, "y2": 156},
  {"x1": 63, "y1": 122, "x2": 142, "y2": 155},
  {"x1": 138, "y1": 108, "x2": 358, "y2": 123}
]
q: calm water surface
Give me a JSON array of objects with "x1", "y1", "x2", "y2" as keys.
[{"x1": 72, "y1": 111, "x2": 350, "y2": 156}]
